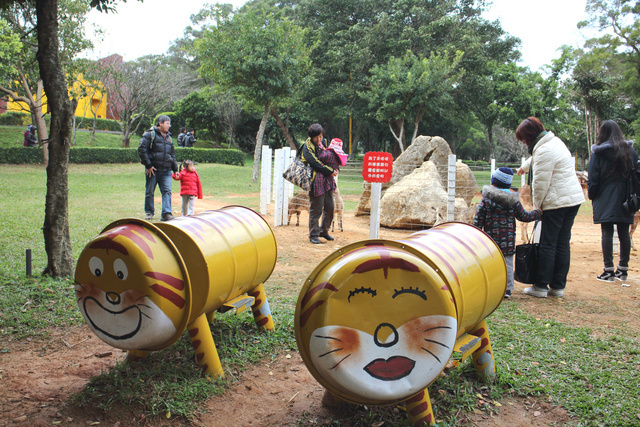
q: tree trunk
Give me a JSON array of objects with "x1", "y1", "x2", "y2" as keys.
[
  {"x1": 388, "y1": 119, "x2": 405, "y2": 155},
  {"x1": 252, "y1": 102, "x2": 270, "y2": 182},
  {"x1": 270, "y1": 106, "x2": 297, "y2": 150},
  {"x1": 36, "y1": 0, "x2": 74, "y2": 277}
]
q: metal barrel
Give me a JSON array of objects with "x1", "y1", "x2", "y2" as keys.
[
  {"x1": 397, "y1": 221, "x2": 506, "y2": 337},
  {"x1": 155, "y1": 206, "x2": 278, "y2": 321},
  {"x1": 295, "y1": 222, "x2": 505, "y2": 406},
  {"x1": 74, "y1": 206, "x2": 277, "y2": 352}
]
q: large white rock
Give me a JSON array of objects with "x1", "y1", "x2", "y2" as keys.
[
  {"x1": 379, "y1": 161, "x2": 472, "y2": 228},
  {"x1": 356, "y1": 135, "x2": 453, "y2": 216}
]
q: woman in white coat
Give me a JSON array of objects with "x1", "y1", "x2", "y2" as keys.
[{"x1": 516, "y1": 117, "x2": 585, "y2": 298}]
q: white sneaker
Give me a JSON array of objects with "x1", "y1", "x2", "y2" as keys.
[
  {"x1": 524, "y1": 286, "x2": 548, "y2": 298},
  {"x1": 548, "y1": 288, "x2": 564, "y2": 297}
]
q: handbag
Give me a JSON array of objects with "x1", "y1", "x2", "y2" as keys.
[
  {"x1": 283, "y1": 156, "x2": 312, "y2": 192},
  {"x1": 514, "y1": 221, "x2": 540, "y2": 284}
]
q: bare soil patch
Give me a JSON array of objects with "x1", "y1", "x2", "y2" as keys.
[{"x1": 2, "y1": 196, "x2": 639, "y2": 426}]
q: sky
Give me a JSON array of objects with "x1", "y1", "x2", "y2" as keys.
[{"x1": 83, "y1": 0, "x2": 589, "y2": 72}]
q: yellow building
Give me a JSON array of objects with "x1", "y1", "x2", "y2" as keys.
[{"x1": 4, "y1": 74, "x2": 108, "y2": 119}]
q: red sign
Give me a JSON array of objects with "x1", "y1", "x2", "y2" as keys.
[{"x1": 362, "y1": 152, "x2": 393, "y2": 183}]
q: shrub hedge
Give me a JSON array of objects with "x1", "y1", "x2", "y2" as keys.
[
  {"x1": 0, "y1": 147, "x2": 245, "y2": 166},
  {"x1": 0, "y1": 111, "x2": 121, "y2": 132}
]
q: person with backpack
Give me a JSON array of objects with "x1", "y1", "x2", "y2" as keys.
[
  {"x1": 23, "y1": 125, "x2": 37, "y2": 147},
  {"x1": 184, "y1": 128, "x2": 197, "y2": 147},
  {"x1": 588, "y1": 120, "x2": 639, "y2": 283},
  {"x1": 138, "y1": 115, "x2": 178, "y2": 222},
  {"x1": 177, "y1": 127, "x2": 187, "y2": 148}
]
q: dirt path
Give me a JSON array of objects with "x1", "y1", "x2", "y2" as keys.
[{"x1": 2, "y1": 197, "x2": 639, "y2": 426}]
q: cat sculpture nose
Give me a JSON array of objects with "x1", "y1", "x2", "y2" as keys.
[
  {"x1": 105, "y1": 292, "x2": 121, "y2": 305},
  {"x1": 374, "y1": 322, "x2": 399, "y2": 347}
]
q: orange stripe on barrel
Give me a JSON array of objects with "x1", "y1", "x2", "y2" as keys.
[{"x1": 150, "y1": 284, "x2": 185, "y2": 309}]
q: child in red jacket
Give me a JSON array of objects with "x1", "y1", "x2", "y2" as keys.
[{"x1": 172, "y1": 159, "x2": 203, "y2": 216}]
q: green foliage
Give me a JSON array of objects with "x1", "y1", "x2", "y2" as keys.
[
  {"x1": 0, "y1": 112, "x2": 38, "y2": 127},
  {"x1": 0, "y1": 147, "x2": 44, "y2": 164},
  {"x1": 196, "y1": 7, "x2": 314, "y2": 107},
  {"x1": 0, "y1": 111, "x2": 120, "y2": 132},
  {"x1": 0, "y1": 17, "x2": 21, "y2": 78},
  {"x1": 175, "y1": 147, "x2": 244, "y2": 166},
  {"x1": 0, "y1": 146, "x2": 245, "y2": 166},
  {"x1": 362, "y1": 49, "x2": 464, "y2": 149},
  {"x1": 173, "y1": 88, "x2": 220, "y2": 140}
]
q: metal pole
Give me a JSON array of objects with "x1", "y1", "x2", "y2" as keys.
[{"x1": 26, "y1": 249, "x2": 32, "y2": 276}]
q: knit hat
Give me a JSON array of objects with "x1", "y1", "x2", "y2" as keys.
[
  {"x1": 491, "y1": 167, "x2": 514, "y2": 189},
  {"x1": 328, "y1": 138, "x2": 348, "y2": 166}
]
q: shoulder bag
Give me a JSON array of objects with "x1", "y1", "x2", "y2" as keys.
[
  {"x1": 514, "y1": 220, "x2": 540, "y2": 284},
  {"x1": 283, "y1": 155, "x2": 312, "y2": 192}
]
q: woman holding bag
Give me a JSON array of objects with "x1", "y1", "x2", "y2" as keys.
[
  {"x1": 516, "y1": 117, "x2": 585, "y2": 298},
  {"x1": 588, "y1": 120, "x2": 638, "y2": 282},
  {"x1": 302, "y1": 124, "x2": 339, "y2": 244}
]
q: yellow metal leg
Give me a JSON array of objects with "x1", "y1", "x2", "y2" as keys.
[
  {"x1": 249, "y1": 283, "x2": 275, "y2": 331},
  {"x1": 405, "y1": 388, "x2": 434, "y2": 426},
  {"x1": 126, "y1": 349, "x2": 150, "y2": 362},
  {"x1": 188, "y1": 313, "x2": 224, "y2": 378},
  {"x1": 469, "y1": 319, "x2": 496, "y2": 380}
]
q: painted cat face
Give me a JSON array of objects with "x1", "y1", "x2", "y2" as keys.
[
  {"x1": 74, "y1": 222, "x2": 189, "y2": 351},
  {"x1": 297, "y1": 244, "x2": 458, "y2": 405}
]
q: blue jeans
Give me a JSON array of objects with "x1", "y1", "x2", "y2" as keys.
[
  {"x1": 144, "y1": 169, "x2": 172, "y2": 216},
  {"x1": 537, "y1": 204, "x2": 580, "y2": 291}
]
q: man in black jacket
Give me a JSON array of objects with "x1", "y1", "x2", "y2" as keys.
[
  {"x1": 184, "y1": 128, "x2": 197, "y2": 147},
  {"x1": 138, "y1": 115, "x2": 178, "y2": 221}
]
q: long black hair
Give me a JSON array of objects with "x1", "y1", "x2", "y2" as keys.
[{"x1": 597, "y1": 120, "x2": 633, "y2": 177}]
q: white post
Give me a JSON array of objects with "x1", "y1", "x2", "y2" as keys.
[
  {"x1": 260, "y1": 145, "x2": 272, "y2": 215},
  {"x1": 287, "y1": 150, "x2": 296, "y2": 199},
  {"x1": 281, "y1": 147, "x2": 292, "y2": 224},
  {"x1": 521, "y1": 157, "x2": 526, "y2": 187},
  {"x1": 490, "y1": 158, "x2": 496, "y2": 177},
  {"x1": 447, "y1": 154, "x2": 456, "y2": 221},
  {"x1": 273, "y1": 149, "x2": 286, "y2": 227},
  {"x1": 369, "y1": 182, "x2": 382, "y2": 239}
]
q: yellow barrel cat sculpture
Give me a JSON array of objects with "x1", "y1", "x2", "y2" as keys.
[
  {"x1": 295, "y1": 222, "x2": 506, "y2": 426},
  {"x1": 74, "y1": 206, "x2": 276, "y2": 378}
]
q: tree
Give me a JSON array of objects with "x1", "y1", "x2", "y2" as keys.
[
  {"x1": 0, "y1": 0, "x2": 136, "y2": 278},
  {"x1": 362, "y1": 49, "x2": 464, "y2": 153},
  {"x1": 0, "y1": 0, "x2": 93, "y2": 163},
  {"x1": 196, "y1": 6, "x2": 313, "y2": 181},
  {"x1": 106, "y1": 55, "x2": 189, "y2": 147},
  {"x1": 212, "y1": 91, "x2": 242, "y2": 149},
  {"x1": 579, "y1": 0, "x2": 640, "y2": 133}
]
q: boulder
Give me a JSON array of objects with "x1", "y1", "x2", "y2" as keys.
[
  {"x1": 455, "y1": 161, "x2": 478, "y2": 206},
  {"x1": 356, "y1": 135, "x2": 453, "y2": 216},
  {"x1": 379, "y1": 161, "x2": 471, "y2": 228}
]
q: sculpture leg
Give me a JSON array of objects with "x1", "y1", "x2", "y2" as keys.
[
  {"x1": 469, "y1": 319, "x2": 496, "y2": 380},
  {"x1": 249, "y1": 283, "x2": 275, "y2": 331},
  {"x1": 405, "y1": 388, "x2": 434, "y2": 426},
  {"x1": 126, "y1": 349, "x2": 149, "y2": 362},
  {"x1": 188, "y1": 313, "x2": 224, "y2": 378}
]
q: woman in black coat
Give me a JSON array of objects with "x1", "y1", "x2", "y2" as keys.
[{"x1": 588, "y1": 120, "x2": 639, "y2": 282}]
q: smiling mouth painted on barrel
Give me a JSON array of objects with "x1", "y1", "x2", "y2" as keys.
[{"x1": 82, "y1": 296, "x2": 146, "y2": 340}]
